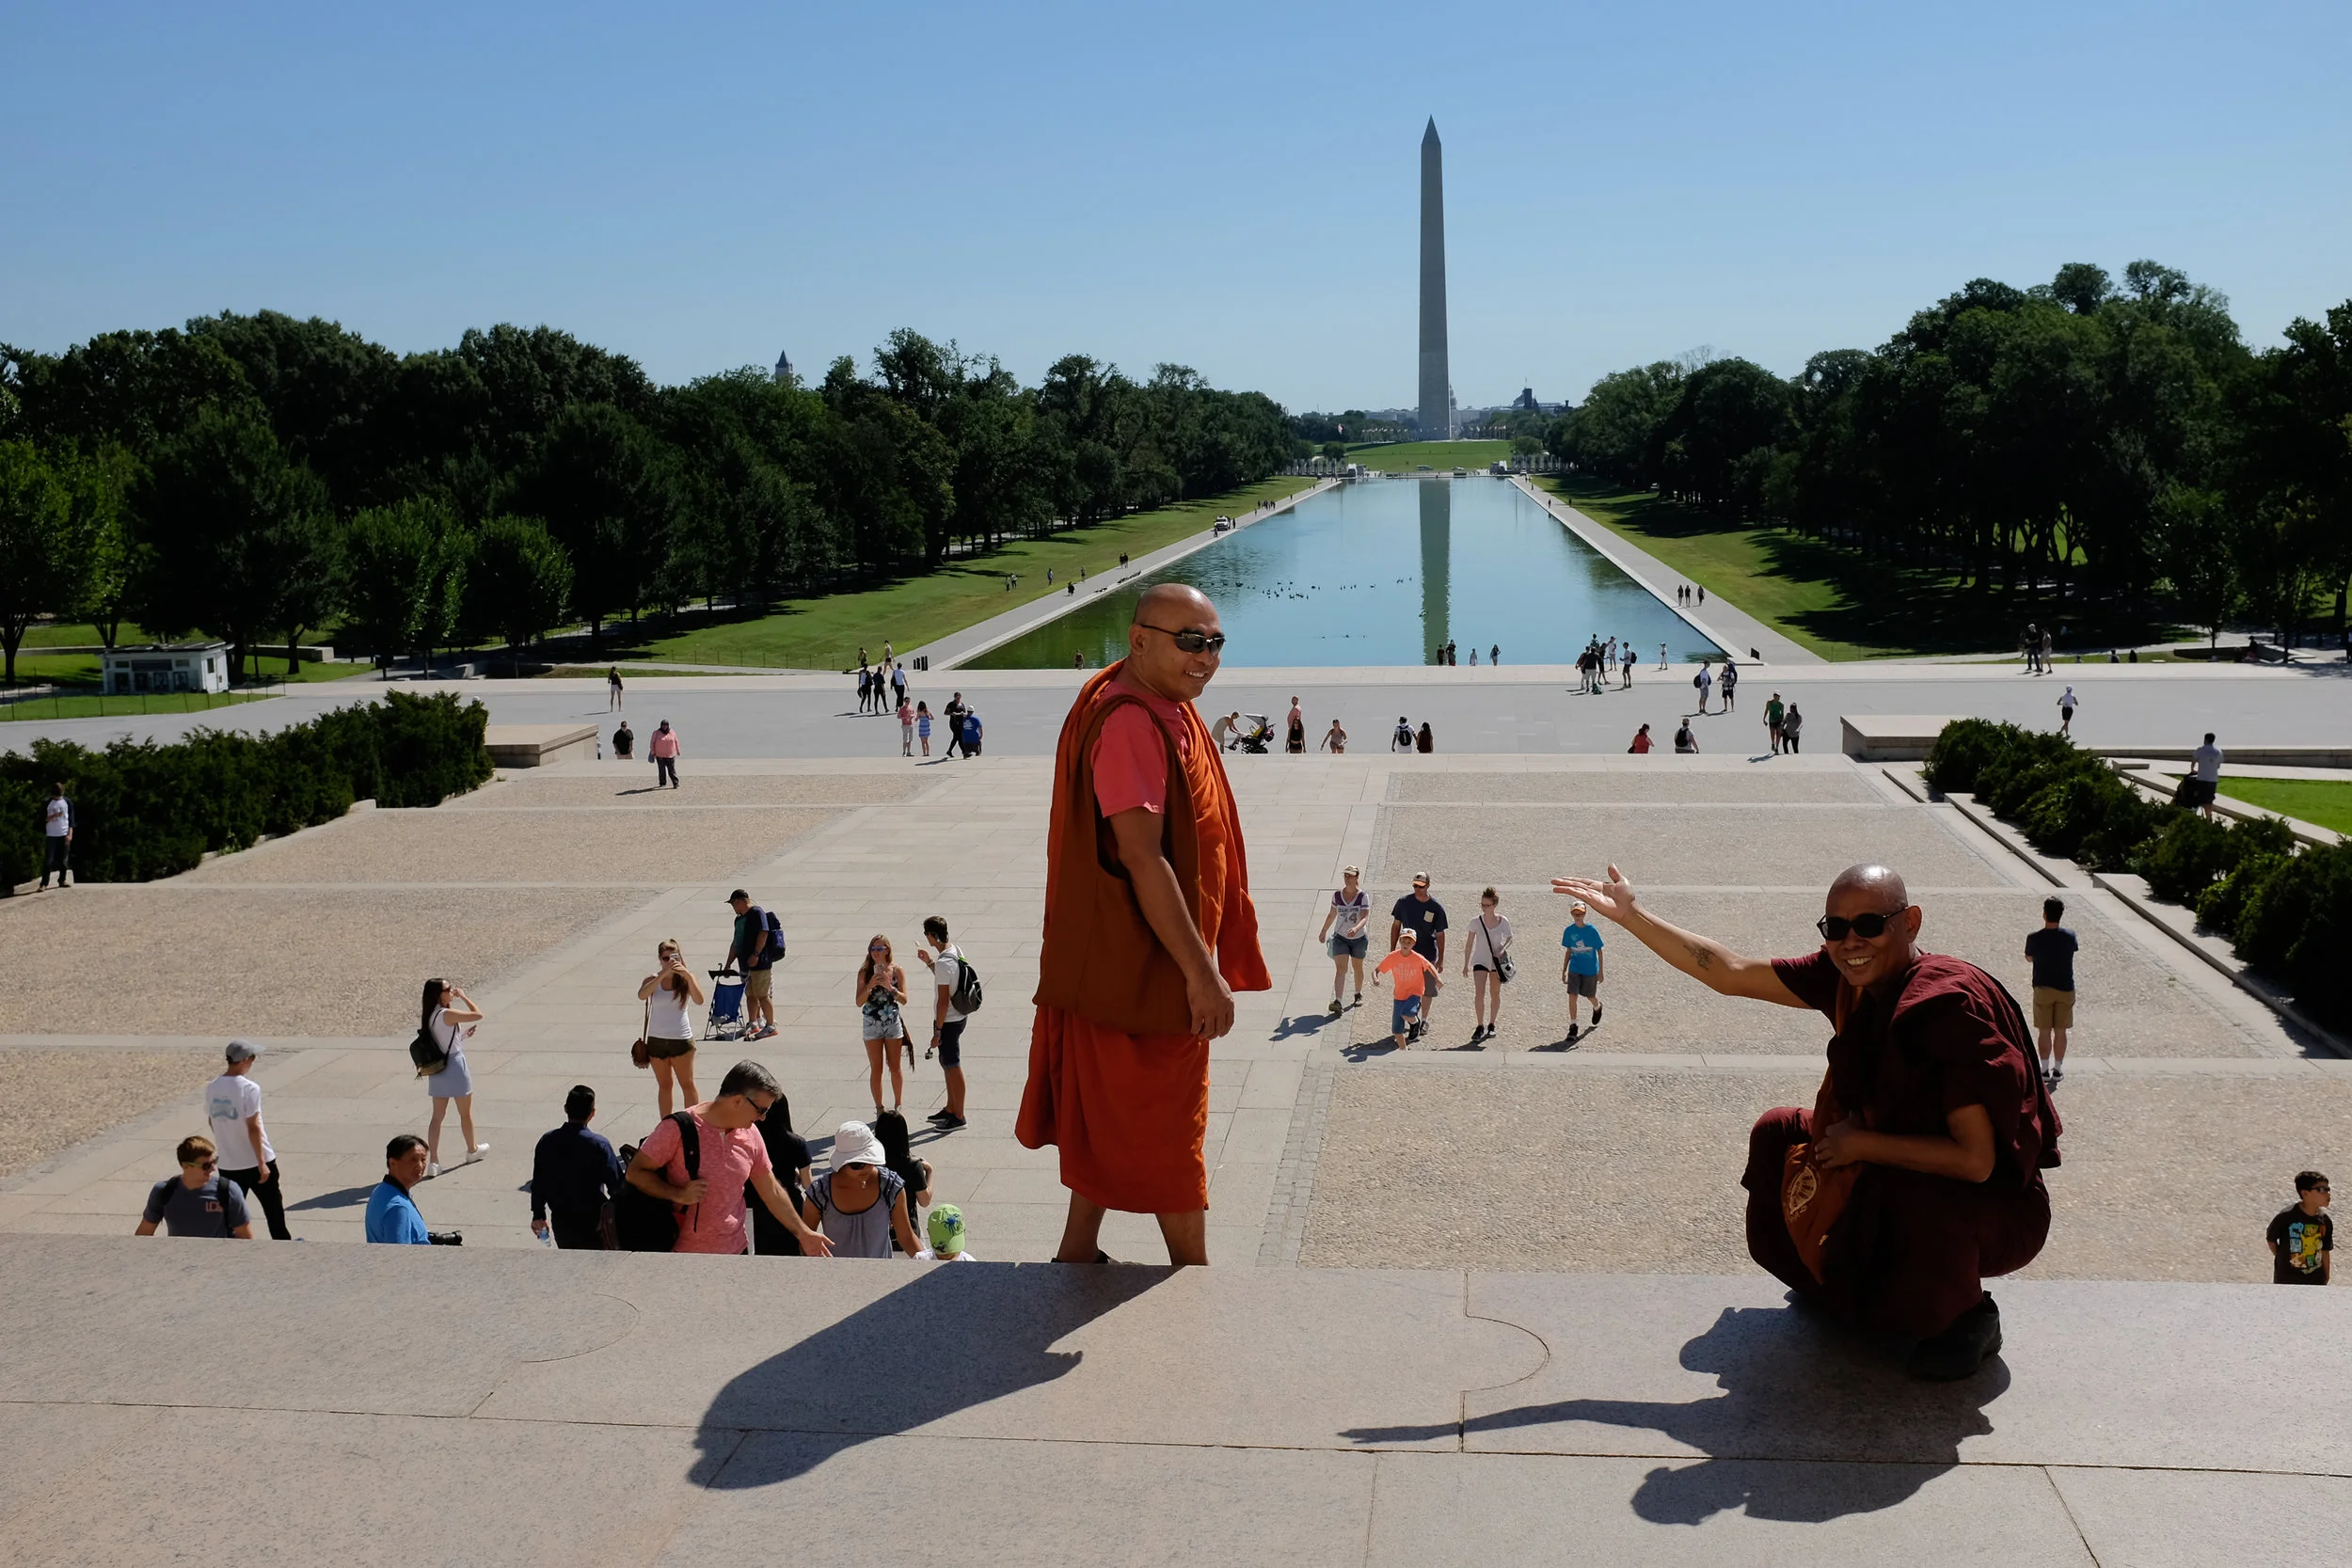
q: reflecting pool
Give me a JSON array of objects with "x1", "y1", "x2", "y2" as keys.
[{"x1": 966, "y1": 477, "x2": 1724, "y2": 668}]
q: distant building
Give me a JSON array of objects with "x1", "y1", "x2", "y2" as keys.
[
  {"x1": 1512, "y1": 388, "x2": 1540, "y2": 411},
  {"x1": 101, "y1": 641, "x2": 229, "y2": 695},
  {"x1": 772, "y1": 350, "x2": 794, "y2": 384}
]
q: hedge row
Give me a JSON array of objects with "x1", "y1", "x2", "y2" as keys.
[
  {"x1": 2, "y1": 690, "x2": 492, "y2": 886},
  {"x1": 1924, "y1": 719, "x2": 2352, "y2": 1029}
]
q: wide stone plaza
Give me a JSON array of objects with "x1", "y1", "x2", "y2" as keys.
[{"x1": 4, "y1": 673, "x2": 2348, "y2": 1562}]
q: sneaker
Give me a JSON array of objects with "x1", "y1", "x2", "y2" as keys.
[
  {"x1": 1327, "y1": 999, "x2": 1342, "y2": 1016},
  {"x1": 927, "y1": 1108, "x2": 953, "y2": 1123},
  {"x1": 1906, "y1": 1294, "x2": 2003, "y2": 1381},
  {"x1": 423, "y1": 1160, "x2": 441, "y2": 1180},
  {"x1": 464, "y1": 1144, "x2": 488, "y2": 1165},
  {"x1": 753, "y1": 1024, "x2": 778, "y2": 1041},
  {"x1": 1591, "y1": 1003, "x2": 1603, "y2": 1026},
  {"x1": 2051, "y1": 1065, "x2": 2065, "y2": 1085},
  {"x1": 1566, "y1": 1022, "x2": 1581, "y2": 1043},
  {"x1": 933, "y1": 1114, "x2": 966, "y2": 1130},
  {"x1": 1353, "y1": 990, "x2": 1363, "y2": 1006}
]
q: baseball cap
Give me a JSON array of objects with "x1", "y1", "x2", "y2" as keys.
[
  {"x1": 1412, "y1": 872, "x2": 1431, "y2": 887},
  {"x1": 927, "y1": 1203, "x2": 966, "y2": 1255},
  {"x1": 225, "y1": 1039, "x2": 262, "y2": 1063},
  {"x1": 726, "y1": 888, "x2": 750, "y2": 903},
  {"x1": 1342, "y1": 865, "x2": 1361, "y2": 879}
]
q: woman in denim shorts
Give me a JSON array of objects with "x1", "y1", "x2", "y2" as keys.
[{"x1": 1318, "y1": 866, "x2": 1373, "y2": 1014}]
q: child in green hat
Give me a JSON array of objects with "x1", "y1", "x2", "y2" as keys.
[{"x1": 918, "y1": 1202, "x2": 976, "y2": 1262}]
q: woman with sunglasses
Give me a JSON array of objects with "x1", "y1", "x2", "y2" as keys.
[
  {"x1": 855, "y1": 935, "x2": 911, "y2": 1121},
  {"x1": 1549, "y1": 860, "x2": 2058, "y2": 1383},
  {"x1": 637, "y1": 939, "x2": 705, "y2": 1118},
  {"x1": 419, "y1": 978, "x2": 488, "y2": 1178},
  {"x1": 803, "y1": 1119, "x2": 923, "y2": 1259}
]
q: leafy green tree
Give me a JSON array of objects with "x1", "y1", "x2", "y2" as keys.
[
  {"x1": 2156, "y1": 486, "x2": 2238, "y2": 646},
  {"x1": 0, "y1": 440, "x2": 90, "y2": 683},
  {"x1": 465, "y1": 515, "x2": 572, "y2": 661},
  {"x1": 1323, "y1": 441, "x2": 1349, "y2": 462},
  {"x1": 509, "y1": 402, "x2": 677, "y2": 638},
  {"x1": 342, "y1": 499, "x2": 442, "y2": 673}
]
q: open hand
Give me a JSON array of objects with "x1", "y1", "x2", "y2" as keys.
[{"x1": 1552, "y1": 863, "x2": 1639, "y2": 925}]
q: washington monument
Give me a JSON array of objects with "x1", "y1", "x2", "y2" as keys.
[{"x1": 1418, "y1": 117, "x2": 1450, "y2": 440}]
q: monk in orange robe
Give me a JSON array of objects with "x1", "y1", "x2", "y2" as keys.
[{"x1": 1018, "y1": 583, "x2": 1270, "y2": 1265}]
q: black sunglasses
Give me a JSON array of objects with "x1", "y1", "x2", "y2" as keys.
[
  {"x1": 1138, "y1": 623, "x2": 1227, "y2": 654},
  {"x1": 1817, "y1": 906, "x2": 1909, "y2": 942}
]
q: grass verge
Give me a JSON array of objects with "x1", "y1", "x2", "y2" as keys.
[
  {"x1": 2214, "y1": 777, "x2": 2352, "y2": 836},
  {"x1": 0, "y1": 690, "x2": 270, "y2": 723},
  {"x1": 1343, "y1": 439, "x2": 1514, "y2": 471},
  {"x1": 632, "y1": 475, "x2": 1326, "y2": 670}
]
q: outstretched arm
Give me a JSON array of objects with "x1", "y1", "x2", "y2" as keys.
[{"x1": 1551, "y1": 863, "x2": 1804, "y2": 1007}]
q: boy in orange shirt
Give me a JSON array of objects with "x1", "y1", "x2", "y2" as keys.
[{"x1": 1375, "y1": 928, "x2": 1443, "y2": 1048}]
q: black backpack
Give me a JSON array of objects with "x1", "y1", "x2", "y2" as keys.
[
  {"x1": 614, "y1": 1111, "x2": 701, "y2": 1252},
  {"x1": 947, "y1": 953, "x2": 984, "y2": 1016},
  {"x1": 408, "y1": 1025, "x2": 448, "y2": 1079}
]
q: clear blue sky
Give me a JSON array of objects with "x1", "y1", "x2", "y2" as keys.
[{"x1": 7, "y1": 2, "x2": 2347, "y2": 413}]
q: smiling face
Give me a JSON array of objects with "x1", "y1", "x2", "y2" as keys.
[
  {"x1": 1125, "y1": 584, "x2": 1223, "y2": 703},
  {"x1": 1820, "y1": 864, "x2": 1920, "y2": 990}
]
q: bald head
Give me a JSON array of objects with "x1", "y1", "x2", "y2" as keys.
[
  {"x1": 1829, "y1": 863, "x2": 1908, "y2": 911},
  {"x1": 1125, "y1": 583, "x2": 1224, "y2": 703}
]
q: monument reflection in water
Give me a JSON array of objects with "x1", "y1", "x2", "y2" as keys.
[{"x1": 966, "y1": 478, "x2": 1722, "y2": 669}]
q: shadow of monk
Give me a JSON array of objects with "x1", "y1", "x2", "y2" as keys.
[
  {"x1": 691, "y1": 1262, "x2": 1166, "y2": 1489},
  {"x1": 1343, "y1": 1303, "x2": 2007, "y2": 1524}
]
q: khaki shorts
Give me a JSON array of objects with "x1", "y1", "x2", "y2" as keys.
[
  {"x1": 2032, "y1": 987, "x2": 2074, "y2": 1030},
  {"x1": 743, "y1": 967, "x2": 773, "y2": 1003}
]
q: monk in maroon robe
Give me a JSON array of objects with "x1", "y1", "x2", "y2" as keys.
[{"x1": 1550, "y1": 862, "x2": 2059, "y2": 1380}]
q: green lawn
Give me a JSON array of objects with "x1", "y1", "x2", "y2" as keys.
[
  {"x1": 2215, "y1": 777, "x2": 2352, "y2": 836},
  {"x1": 1343, "y1": 439, "x2": 1514, "y2": 471},
  {"x1": 0, "y1": 690, "x2": 269, "y2": 723},
  {"x1": 4, "y1": 651, "x2": 366, "y2": 687},
  {"x1": 1533, "y1": 476, "x2": 2171, "y2": 662},
  {"x1": 633, "y1": 475, "x2": 1327, "y2": 670},
  {"x1": 20, "y1": 622, "x2": 156, "y2": 648}
]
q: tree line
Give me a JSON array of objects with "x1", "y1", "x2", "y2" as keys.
[
  {"x1": 1549, "y1": 261, "x2": 2352, "y2": 644},
  {"x1": 0, "y1": 315, "x2": 1295, "y2": 680}
]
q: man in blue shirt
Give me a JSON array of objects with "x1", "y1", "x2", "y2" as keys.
[
  {"x1": 531, "y1": 1085, "x2": 623, "y2": 1249},
  {"x1": 366, "y1": 1134, "x2": 433, "y2": 1244},
  {"x1": 2024, "y1": 896, "x2": 2079, "y2": 1090},
  {"x1": 1560, "y1": 899, "x2": 1606, "y2": 1043}
]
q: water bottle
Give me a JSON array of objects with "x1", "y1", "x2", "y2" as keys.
[{"x1": 538, "y1": 1227, "x2": 554, "y2": 1249}]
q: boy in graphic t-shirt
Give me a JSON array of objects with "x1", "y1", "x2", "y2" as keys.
[
  {"x1": 1375, "y1": 930, "x2": 1441, "y2": 1048},
  {"x1": 2268, "y1": 1170, "x2": 2332, "y2": 1285}
]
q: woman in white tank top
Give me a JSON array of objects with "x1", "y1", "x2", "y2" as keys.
[{"x1": 636, "y1": 939, "x2": 706, "y2": 1117}]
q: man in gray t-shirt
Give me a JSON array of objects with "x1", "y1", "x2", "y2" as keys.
[{"x1": 136, "y1": 1135, "x2": 253, "y2": 1238}]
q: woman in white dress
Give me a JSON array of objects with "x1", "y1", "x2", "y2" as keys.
[{"x1": 420, "y1": 978, "x2": 488, "y2": 1178}]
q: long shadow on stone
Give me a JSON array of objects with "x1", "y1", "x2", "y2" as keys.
[
  {"x1": 691, "y1": 1262, "x2": 1167, "y2": 1489},
  {"x1": 1343, "y1": 1303, "x2": 2006, "y2": 1524}
]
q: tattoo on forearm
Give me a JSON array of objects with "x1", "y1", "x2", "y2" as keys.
[{"x1": 1684, "y1": 942, "x2": 1714, "y2": 971}]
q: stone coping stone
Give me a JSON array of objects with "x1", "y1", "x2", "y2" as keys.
[
  {"x1": 1840, "y1": 715, "x2": 1965, "y2": 761},
  {"x1": 484, "y1": 723, "x2": 596, "y2": 767},
  {"x1": 1391, "y1": 769, "x2": 1882, "y2": 803}
]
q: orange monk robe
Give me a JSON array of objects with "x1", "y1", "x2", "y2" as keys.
[{"x1": 1017, "y1": 663, "x2": 1271, "y2": 1213}]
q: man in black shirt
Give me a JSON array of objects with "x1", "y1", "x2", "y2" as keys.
[
  {"x1": 943, "y1": 693, "x2": 968, "y2": 759},
  {"x1": 2023, "y1": 897, "x2": 2079, "y2": 1090},
  {"x1": 1389, "y1": 875, "x2": 1449, "y2": 1041},
  {"x1": 2268, "y1": 1170, "x2": 2331, "y2": 1285},
  {"x1": 530, "y1": 1085, "x2": 623, "y2": 1249}
]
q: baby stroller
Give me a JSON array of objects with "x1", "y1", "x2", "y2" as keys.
[
  {"x1": 1232, "y1": 714, "x2": 1274, "y2": 753},
  {"x1": 705, "y1": 968, "x2": 748, "y2": 1041}
]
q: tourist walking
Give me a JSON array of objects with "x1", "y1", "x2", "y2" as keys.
[
  {"x1": 1720, "y1": 657, "x2": 1738, "y2": 712},
  {"x1": 1692, "y1": 660, "x2": 1714, "y2": 715},
  {"x1": 943, "y1": 693, "x2": 967, "y2": 757},
  {"x1": 1389, "y1": 875, "x2": 1449, "y2": 1040},
  {"x1": 39, "y1": 782, "x2": 72, "y2": 889},
  {"x1": 1416, "y1": 721, "x2": 1434, "y2": 753},
  {"x1": 892, "y1": 660, "x2": 908, "y2": 706},
  {"x1": 857, "y1": 935, "x2": 911, "y2": 1120},
  {"x1": 626, "y1": 1061, "x2": 834, "y2": 1256},
  {"x1": 608, "y1": 667, "x2": 624, "y2": 710},
  {"x1": 874, "y1": 1108, "x2": 934, "y2": 1249},
  {"x1": 1319, "y1": 866, "x2": 1373, "y2": 1013},
  {"x1": 2041, "y1": 627, "x2": 2054, "y2": 670},
  {"x1": 1375, "y1": 929, "x2": 1441, "y2": 1048},
  {"x1": 206, "y1": 1039, "x2": 290, "y2": 1240},
  {"x1": 1629, "y1": 722, "x2": 1653, "y2": 753},
  {"x1": 1765, "y1": 692, "x2": 1786, "y2": 753},
  {"x1": 530, "y1": 1085, "x2": 623, "y2": 1249},
  {"x1": 1286, "y1": 697, "x2": 1306, "y2": 753},
  {"x1": 915, "y1": 701, "x2": 933, "y2": 756},
  {"x1": 2025, "y1": 897, "x2": 2078, "y2": 1089},
  {"x1": 898, "y1": 694, "x2": 915, "y2": 755},
  {"x1": 726, "y1": 889, "x2": 781, "y2": 1041},
  {"x1": 919, "y1": 915, "x2": 971, "y2": 1130},
  {"x1": 1490, "y1": 644, "x2": 1500, "y2": 666},
  {"x1": 1548, "y1": 860, "x2": 2059, "y2": 1381},
  {"x1": 419, "y1": 979, "x2": 486, "y2": 1178},
  {"x1": 1781, "y1": 704, "x2": 1804, "y2": 753},
  {"x1": 1464, "y1": 888, "x2": 1513, "y2": 1044},
  {"x1": 1391, "y1": 716, "x2": 1415, "y2": 752},
  {"x1": 1322, "y1": 718, "x2": 1347, "y2": 753},
  {"x1": 649, "y1": 720, "x2": 681, "y2": 788},
  {"x1": 136, "y1": 1136, "x2": 253, "y2": 1239},
  {"x1": 2058, "y1": 687, "x2": 2077, "y2": 736},
  {"x1": 1674, "y1": 720, "x2": 1699, "y2": 753},
  {"x1": 637, "y1": 938, "x2": 705, "y2": 1118},
  {"x1": 1621, "y1": 642, "x2": 1634, "y2": 689},
  {"x1": 750, "y1": 1089, "x2": 816, "y2": 1256},
  {"x1": 2269, "y1": 1172, "x2": 2332, "y2": 1284},
  {"x1": 1559, "y1": 899, "x2": 1605, "y2": 1042},
  {"x1": 2181, "y1": 732, "x2": 2222, "y2": 816},
  {"x1": 366, "y1": 1135, "x2": 433, "y2": 1244},
  {"x1": 803, "y1": 1119, "x2": 921, "y2": 1259},
  {"x1": 1659, "y1": 642, "x2": 1668, "y2": 671}
]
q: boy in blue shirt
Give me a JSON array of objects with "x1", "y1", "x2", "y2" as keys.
[{"x1": 1560, "y1": 900, "x2": 1606, "y2": 1042}]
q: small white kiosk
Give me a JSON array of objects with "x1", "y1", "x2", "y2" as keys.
[{"x1": 100, "y1": 641, "x2": 231, "y2": 695}]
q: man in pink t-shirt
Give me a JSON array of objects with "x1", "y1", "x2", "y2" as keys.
[
  {"x1": 648, "y1": 720, "x2": 682, "y2": 789},
  {"x1": 626, "y1": 1061, "x2": 833, "y2": 1256}
]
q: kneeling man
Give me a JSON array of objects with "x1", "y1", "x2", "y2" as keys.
[{"x1": 1551, "y1": 862, "x2": 2059, "y2": 1380}]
